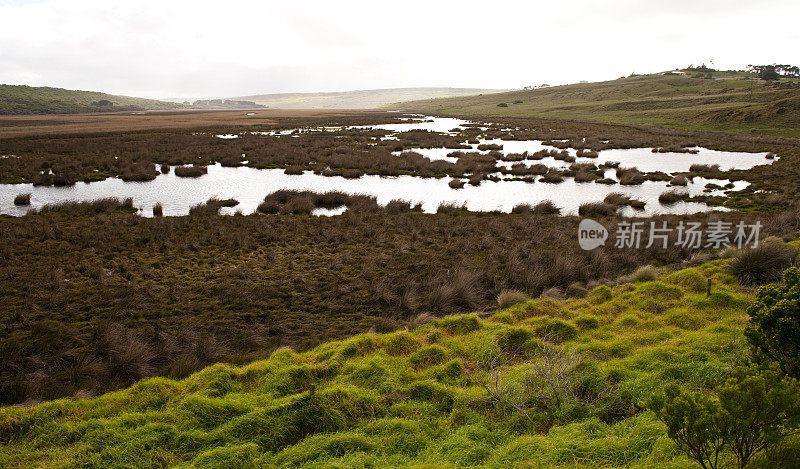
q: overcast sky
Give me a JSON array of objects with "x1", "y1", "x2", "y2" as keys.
[{"x1": 1, "y1": 0, "x2": 798, "y2": 99}]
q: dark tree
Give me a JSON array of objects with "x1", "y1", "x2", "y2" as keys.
[
  {"x1": 746, "y1": 267, "x2": 800, "y2": 378},
  {"x1": 747, "y1": 64, "x2": 799, "y2": 80}
]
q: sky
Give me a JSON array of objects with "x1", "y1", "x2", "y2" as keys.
[{"x1": 0, "y1": 0, "x2": 798, "y2": 99}]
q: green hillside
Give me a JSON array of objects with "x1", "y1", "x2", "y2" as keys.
[
  {"x1": 234, "y1": 87, "x2": 509, "y2": 109},
  {"x1": 396, "y1": 71, "x2": 800, "y2": 138},
  {"x1": 2, "y1": 257, "x2": 798, "y2": 468},
  {"x1": 0, "y1": 84, "x2": 186, "y2": 115}
]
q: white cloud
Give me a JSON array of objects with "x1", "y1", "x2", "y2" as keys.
[{"x1": 0, "y1": 0, "x2": 797, "y2": 98}]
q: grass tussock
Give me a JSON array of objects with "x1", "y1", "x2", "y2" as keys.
[
  {"x1": 658, "y1": 189, "x2": 689, "y2": 205},
  {"x1": 0, "y1": 259, "x2": 767, "y2": 467},
  {"x1": 603, "y1": 193, "x2": 646, "y2": 210},
  {"x1": 578, "y1": 201, "x2": 618, "y2": 218},
  {"x1": 13, "y1": 193, "x2": 31, "y2": 206},
  {"x1": 174, "y1": 165, "x2": 208, "y2": 178},
  {"x1": 730, "y1": 242, "x2": 797, "y2": 285}
]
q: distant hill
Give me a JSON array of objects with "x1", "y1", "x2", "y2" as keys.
[
  {"x1": 0, "y1": 84, "x2": 186, "y2": 115},
  {"x1": 232, "y1": 87, "x2": 510, "y2": 109},
  {"x1": 190, "y1": 99, "x2": 266, "y2": 110},
  {"x1": 396, "y1": 70, "x2": 800, "y2": 138}
]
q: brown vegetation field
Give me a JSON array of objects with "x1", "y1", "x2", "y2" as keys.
[
  {"x1": 4, "y1": 198, "x2": 794, "y2": 405},
  {"x1": 2, "y1": 112, "x2": 800, "y2": 406},
  {"x1": 0, "y1": 109, "x2": 394, "y2": 138}
]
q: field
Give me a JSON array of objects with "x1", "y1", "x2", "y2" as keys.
[
  {"x1": 0, "y1": 109, "x2": 394, "y2": 138},
  {"x1": 232, "y1": 88, "x2": 510, "y2": 110},
  {"x1": 2, "y1": 257, "x2": 799, "y2": 467},
  {"x1": 2, "y1": 105, "x2": 800, "y2": 467},
  {"x1": 396, "y1": 71, "x2": 800, "y2": 138},
  {"x1": 4, "y1": 201, "x2": 753, "y2": 405},
  {"x1": 2, "y1": 112, "x2": 799, "y2": 209}
]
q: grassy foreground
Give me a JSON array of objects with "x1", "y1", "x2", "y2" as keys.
[
  {"x1": 396, "y1": 70, "x2": 800, "y2": 138},
  {"x1": 1, "y1": 259, "x2": 781, "y2": 468}
]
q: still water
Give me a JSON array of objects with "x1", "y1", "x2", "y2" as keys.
[{"x1": 0, "y1": 116, "x2": 773, "y2": 217}]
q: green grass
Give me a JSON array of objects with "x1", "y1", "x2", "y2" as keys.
[
  {"x1": 0, "y1": 84, "x2": 185, "y2": 115},
  {"x1": 0, "y1": 260, "x2": 766, "y2": 467},
  {"x1": 395, "y1": 71, "x2": 800, "y2": 138}
]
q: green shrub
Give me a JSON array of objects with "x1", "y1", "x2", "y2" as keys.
[
  {"x1": 746, "y1": 267, "x2": 800, "y2": 378},
  {"x1": 648, "y1": 365, "x2": 800, "y2": 469}
]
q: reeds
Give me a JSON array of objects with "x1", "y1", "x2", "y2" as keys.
[
  {"x1": 449, "y1": 179, "x2": 466, "y2": 189},
  {"x1": 603, "y1": 193, "x2": 646, "y2": 210},
  {"x1": 658, "y1": 190, "x2": 688, "y2": 205},
  {"x1": 669, "y1": 175, "x2": 689, "y2": 186},
  {"x1": 578, "y1": 201, "x2": 618, "y2": 217},
  {"x1": 616, "y1": 167, "x2": 645, "y2": 185},
  {"x1": 174, "y1": 165, "x2": 208, "y2": 178},
  {"x1": 13, "y1": 193, "x2": 31, "y2": 206}
]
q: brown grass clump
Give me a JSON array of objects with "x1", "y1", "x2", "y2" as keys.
[
  {"x1": 341, "y1": 168, "x2": 364, "y2": 179},
  {"x1": 437, "y1": 201, "x2": 468, "y2": 214},
  {"x1": 449, "y1": 179, "x2": 466, "y2": 189},
  {"x1": 688, "y1": 164, "x2": 721, "y2": 175},
  {"x1": 540, "y1": 169, "x2": 565, "y2": 183},
  {"x1": 596, "y1": 177, "x2": 617, "y2": 185},
  {"x1": 617, "y1": 167, "x2": 645, "y2": 185},
  {"x1": 13, "y1": 193, "x2": 31, "y2": 206},
  {"x1": 658, "y1": 190, "x2": 689, "y2": 205},
  {"x1": 574, "y1": 171, "x2": 598, "y2": 182},
  {"x1": 174, "y1": 165, "x2": 208, "y2": 178},
  {"x1": 578, "y1": 202, "x2": 618, "y2": 217},
  {"x1": 730, "y1": 243, "x2": 797, "y2": 285},
  {"x1": 669, "y1": 175, "x2": 689, "y2": 186},
  {"x1": 497, "y1": 289, "x2": 531, "y2": 309},
  {"x1": 284, "y1": 166, "x2": 305, "y2": 175},
  {"x1": 603, "y1": 193, "x2": 646, "y2": 210},
  {"x1": 652, "y1": 146, "x2": 699, "y2": 154}
]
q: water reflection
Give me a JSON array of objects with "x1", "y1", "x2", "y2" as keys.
[{"x1": 0, "y1": 116, "x2": 773, "y2": 217}]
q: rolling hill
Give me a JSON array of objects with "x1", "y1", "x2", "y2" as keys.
[
  {"x1": 232, "y1": 87, "x2": 509, "y2": 109},
  {"x1": 395, "y1": 70, "x2": 800, "y2": 138},
  {"x1": 0, "y1": 84, "x2": 187, "y2": 115}
]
